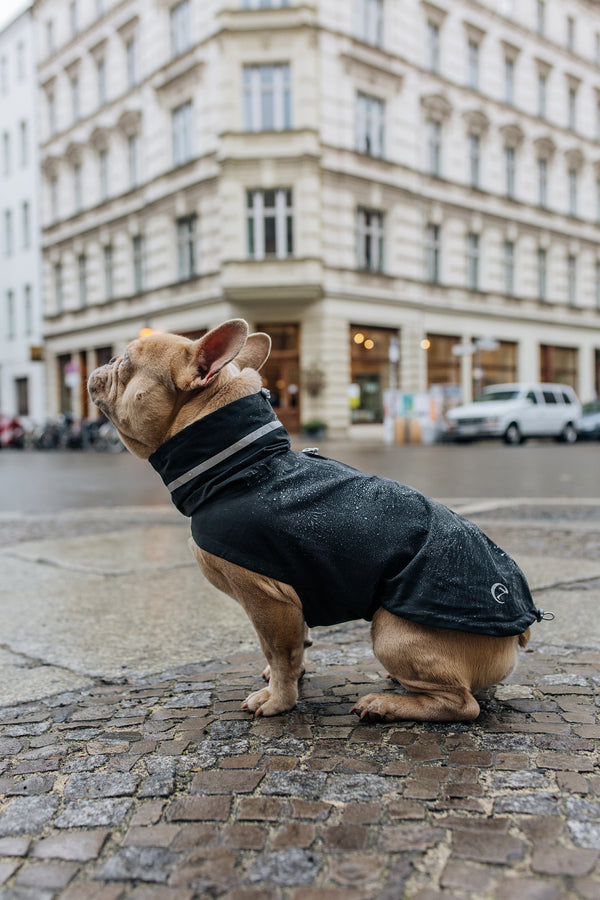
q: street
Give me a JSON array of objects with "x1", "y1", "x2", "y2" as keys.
[
  {"x1": 1, "y1": 439, "x2": 599, "y2": 513},
  {"x1": 1, "y1": 441, "x2": 600, "y2": 897}
]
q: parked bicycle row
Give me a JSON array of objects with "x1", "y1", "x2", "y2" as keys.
[{"x1": 0, "y1": 413, "x2": 125, "y2": 451}]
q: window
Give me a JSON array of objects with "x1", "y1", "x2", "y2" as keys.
[
  {"x1": 504, "y1": 241, "x2": 515, "y2": 295},
  {"x1": 177, "y1": 214, "x2": 197, "y2": 279},
  {"x1": 0, "y1": 56, "x2": 7, "y2": 95},
  {"x1": 537, "y1": 72, "x2": 547, "y2": 118},
  {"x1": 246, "y1": 188, "x2": 293, "y2": 260},
  {"x1": 24, "y1": 285, "x2": 32, "y2": 336},
  {"x1": 170, "y1": 0, "x2": 191, "y2": 57},
  {"x1": 504, "y1": 57, "x2": 514, "y2": 105},
  {"x1": 505, "y1": 146, "x2": 515, "y2": 199},
  {"x1": 22, "y1": 201, "x2": 30, "y2": 248},
  {"x1": 468, "y1": 133, "x2": 480, "y2": 188},
  {"x1": 46, "y1": 20, "x2": 55, "y2": 55},
  {"x1": 50, "y1": 175, "x2": 59, "y2": 221},
  {"x1": 73, "y1": 163, "x2": 83, "y2": 213},
  {"x1": 467, "y1": 40, "x2": 479, "y2": 90},
  {"x1": 566, "y1": 16, "x2": 575, "y2": 52},
  {"x1": 536, "y1": 0, "x2": 546, "y2": 36},
  {"x1": 128, "y1": 133, "x2": 139, "y2": 188},
  {"x1": 2, "y1": 131, "x2": 10, "y2": 175},
  {"x1": 425, "y1": 223, "x2": 441, "y2": 283},
  {"x1": 597, "y1": 179, "x2": 600, "y2": 223},
  {"x1": 132, "y1": 235, "x2": 145, "y2": 292},
  {"x1": 99, "y1": 150, "x2": 109, "y2": 201},
  {"x1": 54, "y1": 262, "x2": 63, "y2": 312},
  {"x1": 568, "y1": 87, "x2": 577, "y2": 131},
  {"x1": 16, "y1": 42, "x2": 25, "y2": 81},
  {"x1": 19, "y1": 120, "x2": 27, "y2": 167},
  {"x1": 69, "y1": 1, "x2": 78, "y2": 37},
  {"x1": 427, "y1": 119, "x2": 442, "y2": 176},
  {"x1": 568, "y1": 168, "x2": 577, "y2": 216},
  {"x1": 356, "y1": 207, "x2": 384, "y2": 273},
  {"x1": 172, "y1": 101, "x2": 193, "y2": 166},
  {"x1": 243, "y1": 64, "x2": 291, "y2": 132},
  {"x1": 6, "y1": 290, "x2": 15, "y2": 339},
  {"x1": 427, "y1": 21, "x2": 440, "y2": 73},
  {"x1": 355, "y1": 0, "x2": 383, "y2": 47},
  {"x1": 4, "y1": 209, "x2": 13, "y2": 256},
  {"x1": 78, "y1": 253, "x2": 87, "y2": 307},
  {"x1": 567, "y1": 255, "x2": 577, "y2": 305},
  {"x1": 48, "y1": 92, "x2": 56, "y2": 136},
  {"x1": 104, "y1": 245, "x2": 114, "y2": 300},
  {"x1": 126, "y1": 38, "x2": 137, "y2": 87},
  {"x1": 466, "y1": 232, "x2": 479, "y2": 290},
  {"x1": 71, "y1": 74, "x2": 81, "y2": 122},
  {"x1": 596, "y1": 261, "x2": 600, "y2": 309},
  {"x1": 538, "y1": 158, "x2": 548, "y2": 208},
  {"x1": 538, "y1": 248, "x2": 547, "y2": 301},
  {"x1": 356, "y1": 92, "x2": 384, "y2": 157},
  {"x1": 97, "y1": 58, "x2": 106, "y2": 106}
]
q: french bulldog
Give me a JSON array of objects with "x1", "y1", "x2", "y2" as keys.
[{"x1": 88, "y1": 318, "x2": 548, "y2": 722}]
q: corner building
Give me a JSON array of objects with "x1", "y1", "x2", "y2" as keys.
[{"x1": 37, "y1": 0, "x2": 600, "y2": 435}]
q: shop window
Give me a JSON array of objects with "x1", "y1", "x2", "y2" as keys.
[
  {"x1": 474, "y1": 341, "x2": 517, "y2": 395},
  {"x1": 540, "y1": 344, "x2": 578, "y2": 391},
  {"x1": 350, "y1": 325, "x2": 399, "y2": 424},
  {"x1": 426, "y1": 334, "x2": 461, "y2": 388}
]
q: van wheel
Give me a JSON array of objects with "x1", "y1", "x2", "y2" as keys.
[
  {"x1": 559, "y1": 422, "x2": 578, "y2": 444},
  {"x1": 504, "y1": 423, "x2": 523, "y2": 445}
]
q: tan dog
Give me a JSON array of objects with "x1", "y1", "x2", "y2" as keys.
[{"x1": 88, "y1": 318, "x2": 542, "y2": 723}]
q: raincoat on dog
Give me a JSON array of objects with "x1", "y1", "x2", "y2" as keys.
[{"x1": 150, "y1": 391, "x2": 545, "y2": 635}]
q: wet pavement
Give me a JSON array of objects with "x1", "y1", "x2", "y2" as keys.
[{"x1": 0, "y1": 489, "x2": 599, "y2": 897}]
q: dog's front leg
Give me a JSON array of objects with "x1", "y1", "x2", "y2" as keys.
[
  {"x1": 241, "y1": 593, "x2": 306, "y2": 717},
  {"x1": 193, "y1": 545, "x2": 306, "y2": 717}
]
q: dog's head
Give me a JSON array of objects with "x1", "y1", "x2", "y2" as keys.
[{"x1": 88, "y1": 319, "x2": 271, "y2": 458}]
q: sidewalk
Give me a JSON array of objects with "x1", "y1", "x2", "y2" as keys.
[{"x1": 0, "y1": 501, "x2": 599, "y2": 899}]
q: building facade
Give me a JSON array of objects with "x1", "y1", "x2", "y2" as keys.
[
  {"x1": 36, "y1": 0, "x2": 600, "y2": 435},
  {"x1": 0, "y1": 5, "x2": 44, "y2": 422}
]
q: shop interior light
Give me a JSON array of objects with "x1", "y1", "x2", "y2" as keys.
[
  {"x1": 364, "y1": 339, "x2": 374, "y2": 350},
  {"x1": 354, "y1": 332, "x2": 365, "y2": 344}
]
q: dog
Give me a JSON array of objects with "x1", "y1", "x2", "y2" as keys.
[{"x1": 88, "y1": 318, "x2": 550, "y2": 722}]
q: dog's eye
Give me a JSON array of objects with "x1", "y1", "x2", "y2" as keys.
[{"x1": 123, "y1": 352, "x2": 131, "y2": 364}]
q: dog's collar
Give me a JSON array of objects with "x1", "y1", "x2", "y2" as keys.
[{"x1": 149, "y1": 390, "x2": 289, "y2": 516}]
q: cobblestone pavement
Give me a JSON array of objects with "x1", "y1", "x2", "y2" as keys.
[{"x1": 1, "y1": 503, "x2": 599, "y2": 899}]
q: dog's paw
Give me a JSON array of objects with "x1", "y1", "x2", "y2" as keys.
[
  {"x1": 350, "y1": 693, "x2": 390, "y2": 722},
  {"x1": 242, "y1": 688, "x2": 294, "y2": 718}
]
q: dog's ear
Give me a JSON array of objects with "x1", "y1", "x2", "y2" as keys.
[
  {"x1": 181, "y1": 319, "x2": 249, "y2": 390},
  {"x1": 234, "y1": 332, "x2": 271, "y2": 372}
]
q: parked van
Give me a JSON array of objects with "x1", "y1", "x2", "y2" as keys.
[{"x1": 445, "y1": 383, "x2": 581, "y2": 444}]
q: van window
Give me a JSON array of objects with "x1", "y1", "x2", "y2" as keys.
[
  {"x1": 561, "y1": 391, "x2": 572, "y2": 404},
  {"x1": 542, "y1": 391, "x2": 557, "y2": 404},
  {"x1": 526, "y1": 391, "x2": 538, "y2": 404}
]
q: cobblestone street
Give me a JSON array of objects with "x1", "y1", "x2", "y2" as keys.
[{"x1": 0, "y1": 501, "x2": 599, "y2": 898}]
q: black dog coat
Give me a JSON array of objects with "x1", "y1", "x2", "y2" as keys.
[{"x1": 150, "y1": 390, "x2": 546, "y2": 635}]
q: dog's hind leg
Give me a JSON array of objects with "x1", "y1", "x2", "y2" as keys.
[{"x1": 351, "y1": 608, "x2": 519, "y2": 723}]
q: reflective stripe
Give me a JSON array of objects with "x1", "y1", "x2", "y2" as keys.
[{"x1": 166, "y1": 419, "x2": 284, "y2": 492}]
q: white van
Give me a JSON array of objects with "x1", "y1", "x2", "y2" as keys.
[{"x1": 445, "y1": 383, "x2": 581, "y2": 444}]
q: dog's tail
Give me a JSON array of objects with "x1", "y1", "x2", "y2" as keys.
[{"x1": 518, "y1": 627, "x2": 531, "y2": 648}]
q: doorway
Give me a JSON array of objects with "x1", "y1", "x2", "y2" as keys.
[{"x1": 256, "y1": 323, "x2": 300, "y2": 433}]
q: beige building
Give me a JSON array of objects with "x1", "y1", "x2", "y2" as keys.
[{"x1": 36, "y1": 0, "x2": 600, "y2": 436}]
